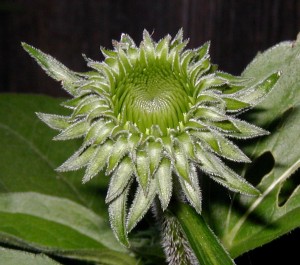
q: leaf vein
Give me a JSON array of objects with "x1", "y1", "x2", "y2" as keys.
[
  {"x1": 226, "y1": 157, "x2": 300, "y2": 246},
  {"x1": 0, "y1": 122, "x2": 88, "y2": 206}
]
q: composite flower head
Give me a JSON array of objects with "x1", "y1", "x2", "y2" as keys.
[{"x1": 22, "y1": 30, "x2": 279, "y2": 247}]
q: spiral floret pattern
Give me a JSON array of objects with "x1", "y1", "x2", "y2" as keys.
[{"x1": 23, "y1": 29, "x2": 280, "y2": 246}]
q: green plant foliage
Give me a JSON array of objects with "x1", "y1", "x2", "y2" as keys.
[
  {"x1": 204, "y1": 37, "x2": 300, "y2": 257},
  {"x1": 22, "y1": 31, "x2": 279, "y2": 247},
  {"x1": 172, "y1": 202, "x2": 235, "y2": 265},
  {"x1": 0, "y1": 247, "x2": 62, "y2": 265},
  {"x1": 0, "y1": 94, "x2": 138, "y2": 264},
  {"x1": 1, "y1": 34, "x2": 299, "y2": 265},
  {"x1": 0, "y1": 94, "x2": 108, "y2": 215},
  {"x1": 0, "y1": 192, "x2": 122, "y2": 250}
]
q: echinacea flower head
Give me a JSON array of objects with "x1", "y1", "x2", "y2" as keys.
[{"x1": 23, "y1": 30, "x2": 279, "y2": 246}]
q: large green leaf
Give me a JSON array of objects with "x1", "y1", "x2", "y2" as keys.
[
  {"x1": 0, "y1": 94, "x2": 138, "y2": 264},
  {"x1": 0, "y1": 192, "x2": 118, "y2": 251},
  {"x1": 205, "y1": 37, "x2": 300, "y2": 257},
  {"x1": 0, "y1": 247, "x2": 62, "y2": 265},
  {"x1": 0, "y1": 94, "x2": 108, "y2": 214}
]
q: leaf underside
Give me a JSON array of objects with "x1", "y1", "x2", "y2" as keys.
[{"x1": 204, "y1": 37, "x2": 300, "y2": 258}]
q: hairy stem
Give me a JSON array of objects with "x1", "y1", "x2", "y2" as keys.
[{"x1": 153, "y1": 198, "x2": 199, "y2": 265}]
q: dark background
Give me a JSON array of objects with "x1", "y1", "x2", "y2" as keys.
[
  {"x1": 1, "y1": 0, "x2": 300, "y2": 264},
  {"x1": 1, "y1": 0, "x2": 300, "y2": 96}
]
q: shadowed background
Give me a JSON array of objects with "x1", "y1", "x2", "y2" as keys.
[
  {"x1": 0, "y1": 0, "x2": 299, "y2": 264},
  {"x1": 1, "y1": 0, "x2": 300, "y2": 97}
]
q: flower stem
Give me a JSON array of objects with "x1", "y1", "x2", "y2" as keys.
[
  {"x1": 153, "y1": 198, "x2": 199, "y2": 265},
  {"x1": 171, "y1": 200, "x2": 236, "y2": 265}
]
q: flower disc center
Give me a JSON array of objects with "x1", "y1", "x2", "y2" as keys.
[{"x1": 115, "y1": 64, "x2": 190, "y2": 134}]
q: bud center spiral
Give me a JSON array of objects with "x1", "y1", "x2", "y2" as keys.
[{"x1": 114, "y1": 63, "x2": 190, "y2": 134}]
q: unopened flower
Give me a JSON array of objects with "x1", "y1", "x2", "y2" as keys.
[{"x1": 23, "y1": 30, "x2": 279, "y2": 246}]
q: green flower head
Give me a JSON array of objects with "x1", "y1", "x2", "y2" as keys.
[{"x1": 22, "y1": 30, "x2": 279, "y2": 247}]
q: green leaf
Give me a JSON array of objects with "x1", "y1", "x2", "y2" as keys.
[
  {"x1": 195, "y1": 144, "x2": 259, "y2": 196},
  {"x1": 83, "y1": 140, "x2": 114, "y2": 183},
  {"x1": 222, "y1": 97, "x2": 250, "y2": 112},
  {"x1": 53, "y1": 119, "x2": 89, "y2": 140},
  {"x1": 49, "y1": 249, "x2": 140, "y2": 265},
  {"x1": 178, "y1": 166, "x2": 202, "y2": 214},
  {"x1": 173, "y1": 202, "x2": 235, "y2": 265},
  {"x1": 236, "y1": 72, "x2": 281, "y2": 105},
  {"x1": 107, "y1": 135, "x2": 129, "y2": 173},
  {"x1": 147, "y1": 141, "x2": 162, "y2": 175},
  {"x1": 0, "y1": 247, "x2": 62, "y2": 265},
  {"x1": 108, "y1": 186, "x2": 130, "y2": 247},
  {"x1": 192, "y1": 131, "x2": 250, "y2": 162},
  {"x1": 106, "y1": 157, "x2": 133, "y2": 203},
  {"x1": 0, "y1": 192, "x2": 118, "y2": 250},
  {"x1": 174, "y1": 144, "x2": 191, "y2": 183},
  {"x1": 205, "y1": 37, "x2": 300, "y2": 258},
  {"x1": 212, "y1": 133, "x2": 250, "y2": 163},
  {"x1": 0, "y1": 94, "x2": 138, "y2": 263},
  {"x1": 0, "y1": 94, "x2": 107, "y2": 215},
  {"x1": 22, "y1": 43, "x2": 81, "y2": 95},
  {"x1": 156, "y1": 158, "x2": 172, "y2": 211},
  {"x1": 56, "y1": 145, "x2": 96, "y2": 171},
  {"x1": 127, "y1": 178, "x2": 157, "y2": 232},
  {"x1": 36, "y1": 113, "x2": 70, "y2": 131},
  {"x1": 135, "y1": 149, "x2": 150, "y2": 193},
  {"x1": 85, "y1": 119, "x2": 105, "y2": 142},
  {"x1": 0, "y1": 192, "x2": 140, "y2": 264},
  {"x1": 0, "y1": 248, "x2": 138, "y2": 265}
]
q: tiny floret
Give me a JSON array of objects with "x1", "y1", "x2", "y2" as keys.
[{"x1": 22, "y1": 30, "x2": 280, "y2": 246}]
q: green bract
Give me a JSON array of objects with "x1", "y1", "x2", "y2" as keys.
[{"x1": 22, "y1": 30, "x2": 280, "y2": 247}]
